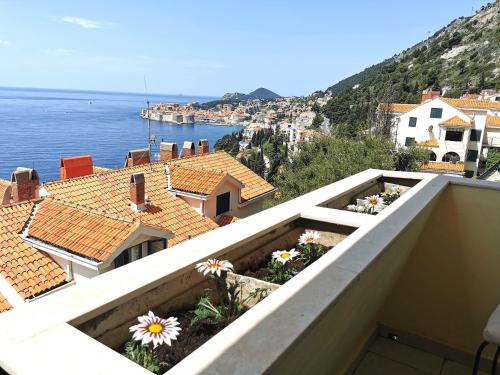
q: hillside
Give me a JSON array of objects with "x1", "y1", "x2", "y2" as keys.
[
  {"x1": 321, "y1": 1, "x2": 499, "y2": 133},
  {"x1": 206, "y1": 87, "x2": 282, "y2": 108}
]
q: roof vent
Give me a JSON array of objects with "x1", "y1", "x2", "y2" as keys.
[
  {"x1": 197, "y1": 139, "x2": 209, "y2": 155},
  {"x1": 130, "y1": 172, "x2": 146, "y2": 212},
  {"x1": 11, "y1": 167, "x2": 40, "y2": 203},
  {"x1": 60, "y1": 155, "x2": 94, "y2": 180},
  {"x1": 159, "y1": 142, "x2": 178, "y2": 161},
  {"x1": 182, "y1": 141, "x2": 195, "y2": 158},
  {"x1": 125, "y1": 148, "x2": 150, "y2": 167}
]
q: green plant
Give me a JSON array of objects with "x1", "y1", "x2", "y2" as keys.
[
  {"x1": 124, "y1": 341, "x2": 167, "y2": 374},
  {"x1": 298, "y1": 231, "x2": 325, "y2": 265},
  {"x1": 192, "y1": 259, "x2": 270, "y2": 325},
  {"x1": 265, "y1": 258, "x2": 297, "y2": 284}
]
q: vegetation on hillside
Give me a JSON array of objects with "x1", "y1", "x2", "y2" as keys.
[
  {"x1": 268, "y1": 136, "x2": 429, "y2": 205},
  {"x1": 322, "y1": 1, "x2": 499, "y2": 134}
]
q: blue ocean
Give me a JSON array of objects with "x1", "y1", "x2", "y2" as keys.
[{"x1": 0, "y1": 87, "x2": 241, "y2": 182}]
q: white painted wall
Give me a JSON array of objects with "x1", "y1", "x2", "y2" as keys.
[{"x1": 394, "y1": 97, "x2": 500, "y2": 176}]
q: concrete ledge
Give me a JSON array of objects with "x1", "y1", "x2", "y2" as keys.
[{"x1": 300, "y1": 206, "x2": 375, "y2": 228}]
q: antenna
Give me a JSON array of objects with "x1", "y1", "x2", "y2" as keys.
[{"x1": 144, "y1": 76, "x2": 156, "y2": 161}]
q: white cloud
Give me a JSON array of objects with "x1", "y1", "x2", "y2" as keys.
[
  {"x1": 59, "y1": 16, "x2": 115, "y2": 29},
  {"x1": 0, "y1": 39, "x2": 13, "y2": 48}
]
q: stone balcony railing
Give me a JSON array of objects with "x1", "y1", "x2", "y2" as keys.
[{"x1": 0, "y1": 169, "x2": 499, "y2": 374}]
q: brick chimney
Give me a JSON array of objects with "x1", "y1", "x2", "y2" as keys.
[
  {"x1": 197, "y1": 139, "x2": 209, "y2": 155},
  {"x1": 11, "y1": 168, "x2": 40, "y2": 203},
  {"x1": 159, "y1": 142, "x2": 178, "y2": 161},
  {"x1": 182, "y1": 141, "x2": 195, "y2": 158},
  {"x1": 125, "y1": 148, "x2": 150, "y2": 167},
  {"x1": 130, "y1": 173, "x2": 146, "y2": 212},
  {"x1": 60, "y1": 155, "x2": 94, "y2": 180},
  {"x1": 421, "y1": 89, "x2": 441, "y2": 103}
]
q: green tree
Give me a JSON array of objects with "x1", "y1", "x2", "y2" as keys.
[{"x1": 270, "y1": 136, "x2": 396, "y2": 204}]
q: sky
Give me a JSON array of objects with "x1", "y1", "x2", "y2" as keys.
[{"x1": 0, "y1": 0, "x2": 491, "y2": 97}]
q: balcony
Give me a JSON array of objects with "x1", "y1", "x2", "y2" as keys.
[{"x1": 0, "y1": 169, "x2": 499, "y2": 374}]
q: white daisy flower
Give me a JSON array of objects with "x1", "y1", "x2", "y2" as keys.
[
  {"x1": 364, "y1": 195, "x2": 384, "y2": 210},
  {"x1": 272, "y1": 248, "x2": 299, "y2": 264},
  {"x1": 129, "y1": 311, "x2": 181, "y2": 348},
  {"x1": 356, "y1": 205, "x2": 368, "y2": 213},
  {"x1": 195, "y1": 259, "x2": 233, "y2": 277},
  {"x1": 392, "y1": 186, "x2": 402, "y2": 194},
  {"x1": 298, "y1": 230, "x2": 321, "y2": 245}
]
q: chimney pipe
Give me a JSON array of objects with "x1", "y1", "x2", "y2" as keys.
[
  {"x1": 159, "y1": 142, "x2": 178, "y2": 161},
  {"x1": 130, "y1": 173, "x2": 146, "y2": 212},
  {"x1": 197, "y1": 139, "x2": 209, "y2": 155},
  {"x1": 125, "y1": 148, "x2": 150, "y2": 168},
  {"x1": 182, "y1": 141, "x2": 195, "y2": 158},
  {"x1": 11, "y1": 168, "x2": 40, "y2": 203}
]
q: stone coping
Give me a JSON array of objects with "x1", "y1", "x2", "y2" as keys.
[{"x1": 3, "y1": 170, "x2": 495, "y2": 374}]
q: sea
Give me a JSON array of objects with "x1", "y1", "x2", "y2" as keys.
[{"x1": 0, "y1": 87, "x2": 242, "y2": 182}]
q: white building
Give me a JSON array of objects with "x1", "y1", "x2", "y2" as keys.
[{"x1": 387, "y1": 92, "x2": 500, "y2": 177}]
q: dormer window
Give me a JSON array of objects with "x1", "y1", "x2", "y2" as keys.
[
  {"x1": 430, "y1": 108, "x2": 443, "y2": 119},
  {"x1": 216, "y1": 192, "x2": 230, "y2": 216}
]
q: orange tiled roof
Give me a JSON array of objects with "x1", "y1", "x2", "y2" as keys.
[
  {"x1": 216, "y1": 215, "x2": 239, "y2": 227},
  {"x1": 0, "y1": 292, "x2": 11, "y2": 313},
  {"x1": 416, "y1": 139, "x2": 439, "y2": 148},
  {"x1": 0, "y1": 179, "x2": 9, "y2": 204},
  {"x1": 379, "y1": 103, "x2": 419, "y2": 113},
  {"x1": 0, "y1": 202, "x2": 66, "y2": 299},
  {"x1": 26, "y1": 199, "x2": 142, "y2": 262},
  {"x1": 441, "y1": 97, "x2": 500, "y2": 110},
  {"x1": 43, "y1": 161, "x2": 219, "y2": 246},
  {"x1": 93, "y1": 166, "x2": 112, "y2": 174},
  {"x1": 170, "y1": 166, "x2": 230, "y2": 195},
  {"x1": 439, "y1": 116, "x2": 471, "y2": 127},
  {"x1": 486, "y1": 116, "x2": 500, "y2": 128},
  {"x1": 172, "y1": 151, "x2": 274, "y2": 202},
  {"x1": 420, "y1": 162, "x2": 465, "y2": 172}
]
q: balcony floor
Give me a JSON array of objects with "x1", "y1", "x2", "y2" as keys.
[{"x1": 353, "y1": 337, "x2": 487, "y2": 375}]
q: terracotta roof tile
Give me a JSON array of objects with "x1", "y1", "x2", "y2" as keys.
[
  {"x1": 216, "y1": 215, "x2": 239, "y2": 227},
  {"x1": 420, "y1": 162, "x2": 465, "y2": 172},
  {"x1": 171, "y1": 151, "x2": 274, "y2": 202},
  {"x1": 439, "y1": 116, "x2": 471, "y2": 127},
  {"x1": 486, "y1": 116, "x2": 500, "y2": 128},
  {"x1": 441, "y1": 98, "x2": 500, "y2": 110},
  {"x1": 170, "y1": 166, "x2": 229, "y2": 195},
  {"x1": 0, "y1": 202, "x2": 66, "y2": 300},
  {"x1": 0, "y1": 292, "x2": 11, "y2": 313},
  {"x1": 26, "y1": 199, "x2": 141, "y2": 262},
  {"x1": 379, "y1": 103, "x2": 419, "y2": 113},
  {"x1": 416, "y1": 139, "x2": 439, "y2": 148},
  {"x1": 43, "y1": 161, "x2": 219, "y2": 246}
]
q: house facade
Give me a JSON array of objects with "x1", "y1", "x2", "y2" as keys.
[{"x1": 388, "y1": 90, "x2": 500, "y2": 177}]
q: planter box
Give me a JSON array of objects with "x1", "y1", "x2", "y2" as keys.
[
  {"x1": 321, "y1": 176, "x2": 420, "y2": 211},
  {"x1": 226, "y1": 272, "x2": 280, "y2": 308}
]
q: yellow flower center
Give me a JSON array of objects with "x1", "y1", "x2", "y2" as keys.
[
  {"x1": 148, "y1": 323, "x2": 164, "y2": 334},
  {"x1": 211, "y1": 264, "x2": 220, "y2": 269},
  {"x1": 368, "y1": 198, "x2": 378, "y2": 205},
  {"x1": 280, "y1": 253, "x2": 290, "y2": 259},
  {"x1": 306, "y1": 238, "x2": 314, "y2": 243}
]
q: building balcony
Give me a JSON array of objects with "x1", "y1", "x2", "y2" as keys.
[{"x1": 0, "y1": 169, "x2": 499, "y2": 374}]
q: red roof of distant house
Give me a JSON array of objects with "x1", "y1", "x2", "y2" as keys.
[{"x1": 60, "y1": 155, "x2": 94, "y2": 180}]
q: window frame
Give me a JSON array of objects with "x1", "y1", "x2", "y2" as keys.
[
  {"x1": 466, "y1": 149, "x2": 478, "y2": 162},
  {"x1": 430, "y1": 108, "x2": 443, "y2": 119},
  {"x1": 469, "y1": 129, "x2": 482, "y2": 142},
  {"x1": 404, "y1": 137, "x2": 415, "y2": 147},
  {"x1": 408, "y1": 117, "x2": 417, "y2": 127},
  {"x1": 445, "y1": 130, "x2": 463, "y2": 142},
  {"x1": 216, "y1": 191, "x2": 231, "y2": 216}
]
